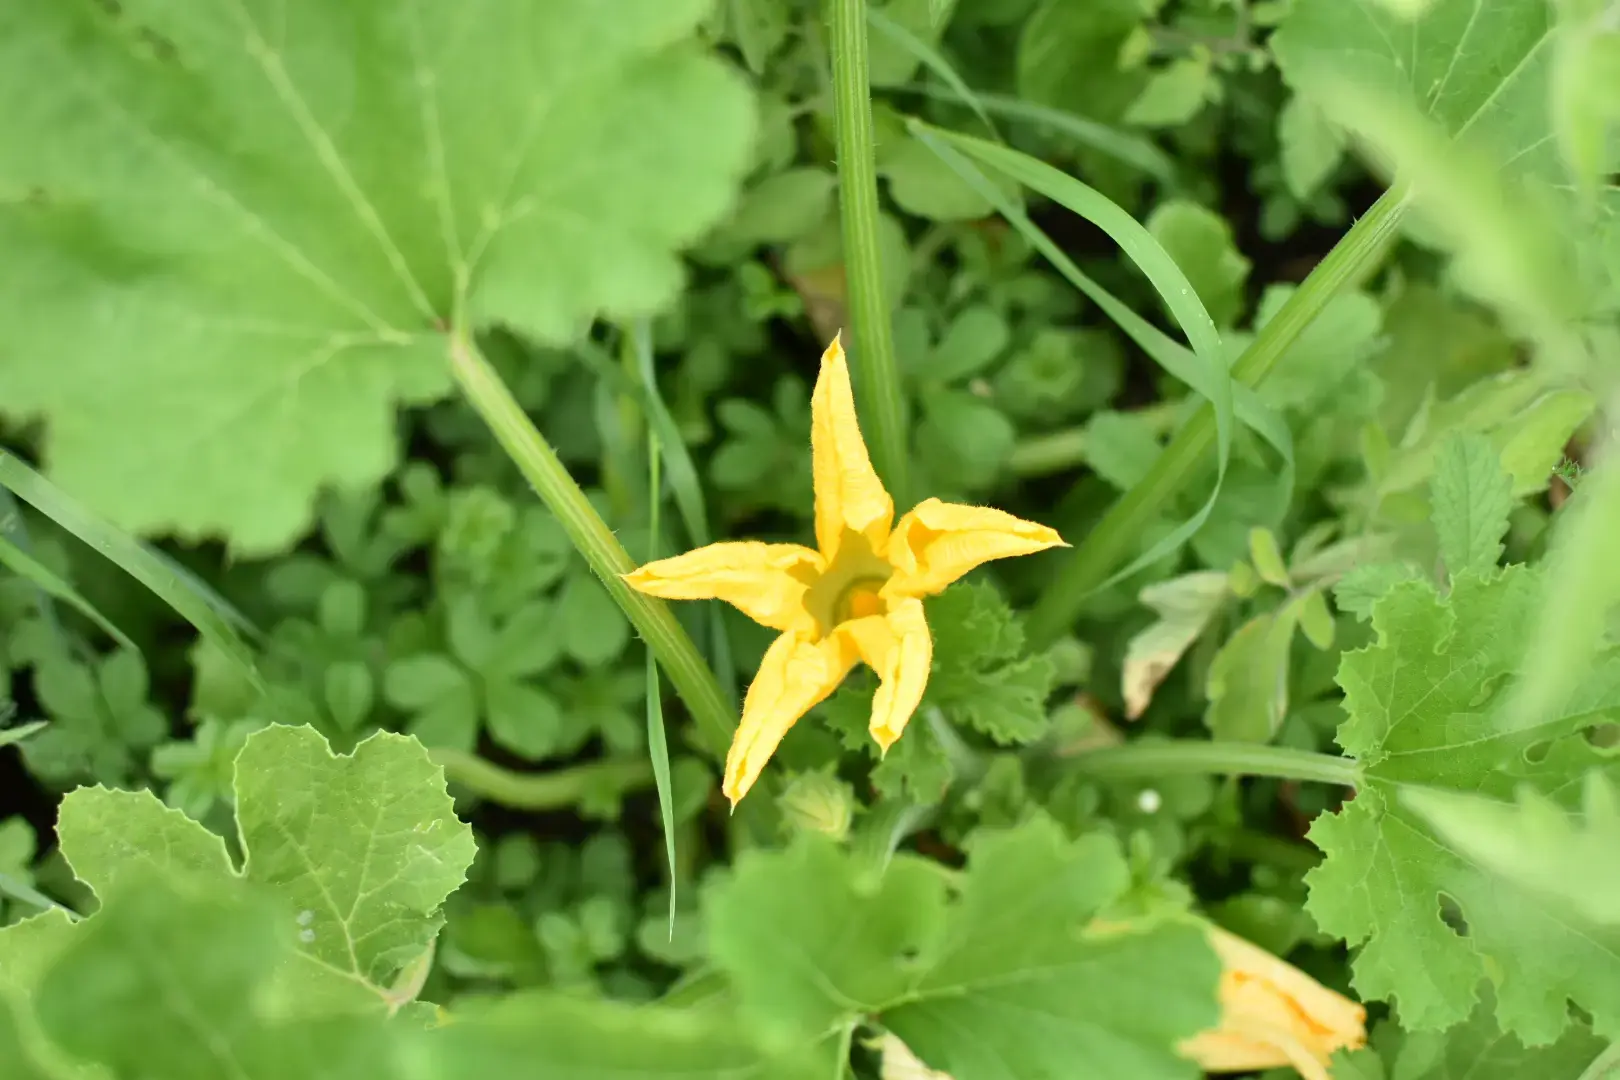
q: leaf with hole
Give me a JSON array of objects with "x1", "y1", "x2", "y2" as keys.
[{"x1": 1306, "y1": 566, "x2": 1620, "y2": 1042}]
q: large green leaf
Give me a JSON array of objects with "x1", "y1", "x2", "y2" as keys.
[
  {"x1": 1377, "y1": 991, "x2": 1607, "y2": 1080},
  {"x1": 28, "y1": 723, "x2": 477, "y2": 1015},
  {"x1": 0, "y1": 0, "x2": 753, "y2": 551},
  {"x1": 1306, "y1": 568, "x2": 1620, "y2": 1042},
  {"x1": 26, "y1": 874, "x2": 821, "y2": 1080},
  {"x1": 706, "y1": 817, "x2": 1219, "y2": 1080},
  {"x1": 1274, "y1": 0, "x2": 1558, "y2": 185},
  {"x1": 1273, "y1": 0, "x2": 1610, "y2": 343},
  {"x1": 1406, "y1": 770, "x2": 1620, "y2": 928}
]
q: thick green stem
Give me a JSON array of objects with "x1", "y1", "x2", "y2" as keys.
[
  {"x1": 1026, "y1": 188, "x2": 1409, "y2": 645},
  {"x1": 448, "y1": 331, "x2": 734, "y2": 759},
  {"x1": 433, "y1": 749, "x2": 653, "y2": 809},
  {"x1": 830, "y1": 0, "x2": 910, "y2": 505},
  {"x1": 1066, "y1": 740, "x2": 1360, "y2": 787}
]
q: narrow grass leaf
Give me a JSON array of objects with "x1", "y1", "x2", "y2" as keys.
[
  {"x1": 645, "y1": 435, "x2": 679, "y2": 934},
  {"x1": 911, "y1": 123, "x2": 1271, "y2": 598},
  {"x1": 905, "y1": 85, "x2": 1177, "y2": 182},
  {"x1": 0, "y1": 535, "x2": 133, "y2": 651},
  {"x1": 577, "y1": 332, "x2": 739, "y2": 709},
  {"x1": 0, "y1": 720, "x2": 48, "y2": 750},
  {"x1": 0, "y1": 869, "x2": 78, "y2": 921},
  {"x1": 0, "y1": 483, "x2": 65, "y2": 649},
  {"x1": 0, "y1": 451, "x2": 264, "y2": 692},
  {"x1": 868, "y1": 8, "x2": 1000, "y2": 140},
  {"x1": 1025, "y1": 188, "x2": 1407, "y2": 643},
  {"x1": 631, "y1": 323, "x2": 739, "y2": 710}
]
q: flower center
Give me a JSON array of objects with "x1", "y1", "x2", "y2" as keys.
[
  {"x1": 835, "y1": 578, "x2": 888, "y2": 623},
  {"x1": 803, "y1": 528, "x2": 893, "y2": 637}
]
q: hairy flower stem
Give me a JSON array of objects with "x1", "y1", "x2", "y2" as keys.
[{"x1": 829, "y1": 0, "x2": 910, "y2": 505}]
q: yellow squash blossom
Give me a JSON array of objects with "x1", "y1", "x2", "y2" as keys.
[
  {"x1": 623, "y1": 335, "x2": 1066, "y2": 804},
  {"x1": 1180, "y1": 924, "x2": 1367, "y2": 1080}
]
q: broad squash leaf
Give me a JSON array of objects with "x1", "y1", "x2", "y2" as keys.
[
  {"x1": 14, "y1": 723, "x2": 476, "y2": 1016},
  {"x1": 706, "y1": 816, "x2": 1220, "y2": 1080},
  {"x1": 1306, "y1": 567, "x2": 1620, "y2": 1042},
  {"x1": 0, "y1": 0, "x2": 754, "y2": 550}
]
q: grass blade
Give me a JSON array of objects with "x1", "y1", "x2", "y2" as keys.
[
  {"x1": 831, "y1": 0, "x2": 911, "y2": 505},
  {"x1": 630, "y1": 323, "x2": 738, "y2": 710},
  {"x1": 911, "y1": 123, "x2": 1246, "y2": 599},
  {"x1": 644, "y1": 427, "x2": 679, "y2": 935},
  {"x1": 0, "y1": 451, "x2": 265, "y2": 691},
  {"x1": 901, "y1": 86, "x2": 1176, "y2": 184},
  {"x1": 0, "y1": 871, "x2": 79, "y2": 921},
  {"x1": 867, "y1": 8, "x2": 999, "y2": 140},
  {"x1": 448, "y1": 329, "x2": 734, "y2": 759},
  {"x1": 575, "y1": 333, "x2": 740, "y2": 709},
  {"x1": 1026, "y1": 188, "x2": 1407, "y2": 643},
  {"x1": 0, "y1": 534, "x2": 134, "y2": 651},
  {"x1": 0, "y1": 720, "x2": 48, "y2": 750},
  {"x1": 911, "y1": 122, "x2": 1288, "y2": 459},
  {"x1": 0, "y1": 484, "x2": 67, "y2": 649}
]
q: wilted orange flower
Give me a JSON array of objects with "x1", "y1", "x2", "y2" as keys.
[
  {"x1": 1180, "y1": 925, "x2": 1367, "y2": 1080},
  {"x1": 623, "y1": 335, "x2": 1065, "y2": 804}
]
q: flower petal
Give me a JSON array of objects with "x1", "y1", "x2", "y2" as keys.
[
  {"x1": 885, "y1": 497, "x2": 1067, "y2": 597},
  {"x1": 812, "y1": 334, "x2": 894, "y2": 561},
  {"x1": 622, "y1": 541, "x2": 823, "y2": 634},
  {"x1": 723, "y1": 631, "x2": 859, "y2": 804},
  {"x1": 1179, "y1": 925, "x2": 1366, "y2": 1080},
  {"x1": 841, "y1": 596, "x2": 932, "y2": 751}
]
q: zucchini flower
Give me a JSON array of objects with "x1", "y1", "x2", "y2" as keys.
[
  {"x1": 1180, "y1": 925, "x2": 1367, "y2": 1080},
  {"x1": 624, "y1": 335, "x2": 1065, "y2": 804}
]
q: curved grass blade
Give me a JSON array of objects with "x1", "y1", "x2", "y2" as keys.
[
  {"x1": 0, "y1": 870, "x2": 79, "y2": 921},
  {"x1": 901, "y1": 84, "x2": 1176, "y2": 183},
  {"x1": 909, "y1": 123, "x2": 1252, "y2": 601},
  {"x1": 631, "y1": 324, "x2": 738, "y2": 710},
  {"x1": 0, "y1": 451, "x2": 265, "y2": 692},
  {"x1": 576, "y1": 333, "x2": 739, "y2": 708},
  {"x1": 0, "y1": 535, "x2": 133, "y2": 651},
  {"x1": 867, "y1": 8, "x2": 1000, "y2": 140},
  {"x1": 1027, "y1": 189, "x2": 1407, "y2": 643},
  {"x1": 0, "y1": 483, "x2": 66, "y2": 649},
  {"x1": 910, "y1": 122, "x2": 1288, "y2": 459},
  {"x1": 0, "y1": 719, "x2": 48, "y2": 750},
  {"x1": 645, "y1": 430, "x2": 678, "y2": 935}
]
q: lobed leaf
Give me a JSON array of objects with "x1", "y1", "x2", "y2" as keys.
[{"x1": 0, "y1": 0, "x2": 753, "y2": 550}]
